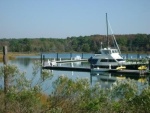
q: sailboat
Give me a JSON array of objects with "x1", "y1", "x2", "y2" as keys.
[{"x1": 88, "y1": 13, "x2": 126, "y2": 69}]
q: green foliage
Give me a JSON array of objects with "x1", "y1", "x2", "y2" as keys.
[
  {"x1": 6, "y1": 89, "x2": 41, "y2": 112},
  {"x1": 52, "y1": 76, "x2": 90, "y2": 97},
  {"x1": 78, "y1": 83, "x2": 109, "y2": 112},
  {"x1": 49, "y1": 77, "x2": 150, "y2": 113},
  {"x1": 1, "y1": 63, "x2": 150, "y2": 112},
  {"x1": 111, "y1": 79, "x2": 138, "y2": 100},
  {"x1": 128, "y1": 86, "x2": 150, "y2": 112},
  {"x1": 81, "y1": 44, "x2": 90, "y2": 52},
  {"x1": 0, "y1": 34, "x2": 149, "y2": 53},
  {"x1": 0, "y1": 62, "x2": 53, "y2": 113}
]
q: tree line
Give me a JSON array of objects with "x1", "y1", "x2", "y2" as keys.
[{"x1": 0, "y1": 34, "x2": 150, "y2": 53}]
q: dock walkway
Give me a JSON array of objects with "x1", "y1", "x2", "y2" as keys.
[
  {"x1": 41, "y1": 55, "x2": 150, "y2": 75},
  {"x1": 42, "y1": 65, "x2": 149, "y2": 75},
  {"x1": 42, "y1": 66, "x2": 91, "y2": 72}
]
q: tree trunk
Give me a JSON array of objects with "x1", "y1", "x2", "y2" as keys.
[{"x1": 3, "y1": 46, "x2": 8, "y2": 113}]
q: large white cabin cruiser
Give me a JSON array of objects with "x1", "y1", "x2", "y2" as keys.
[
  {"x1": 88, "y1": 13, "x2": 126, "y2": 69},
  {"x1": 88, "y1": 47, "x2": 126, "y2": 69},
  {"x1": 89, "y1": 14, "x2": 149, "y2": 70}
]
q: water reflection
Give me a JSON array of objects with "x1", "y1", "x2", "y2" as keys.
[
  {"x1": 90, "y1": 71, "x2": 149, "y2": 91},
  {"x1": 1, "y1": 55, "x2": 150, "y2": 94},
  {"x1": 9, "y1": 58, "x2": 32, "y2": 67}
]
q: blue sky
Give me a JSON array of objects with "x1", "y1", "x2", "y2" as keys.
[{"x1": 0, "y1": 0, "x2": 150, "y2": 38}]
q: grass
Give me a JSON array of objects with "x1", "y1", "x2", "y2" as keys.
[{"x1": 0, "y1": 52, "x2": 39, "y2": 62}]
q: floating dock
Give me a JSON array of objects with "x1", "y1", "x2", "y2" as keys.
[
  {"x1": 42, "y1": 66, "x2": 91, "y2": 72},
  {"x1": 41, "y1": 54, "x2": 150, "y2": 75},
  {"x1": 91, "y1": 68, "x2": 149, "y2": 75},
  {"x1": 53, "y1": 59, "x2": 87, "y2": 63},
  {"x1": 43, "y1": 58, "x2": 88, "y2": 67},
  {"x1": 42, "y1": 65, "x2": 149, "y2": 75}
]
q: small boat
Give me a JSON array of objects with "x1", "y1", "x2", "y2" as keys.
[
  {"x1": 138, "y1": 65, "x2": 147, "y2": 70},
  {"x1": 116, "y1": 66, "x2": 126, "y2": 70}
]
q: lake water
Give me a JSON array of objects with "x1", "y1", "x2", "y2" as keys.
[{"x1": 0, "y1": 53, "x2": 150, "y2": 94}]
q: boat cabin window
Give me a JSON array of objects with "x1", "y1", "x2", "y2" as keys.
[
  {"x1": 95, "y1": 51, "x2": 101, "y2": 54},
  {"x1": 116, "y1": 59, "x2": 125, "y2": 62},
  {"x1": 109, "y1": 59, "x2": 116, "y2": 62},
  {"x1": 112, "y1": 50, "x2": 118, "y2": 53},
  {"x1": 102, "y1": 50, "x2": 111, "y2": 54},
  {"x1": 101, "y1": 59, "x2": 116, "y2": 62},
  {"x1": 101, "y1": 59, "x2": 108, "y2": 62},
  {"x1": 102, "y1": 49, "x2": 119, "y2": 54}
]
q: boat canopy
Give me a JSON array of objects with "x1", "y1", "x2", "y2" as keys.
[{"x1": 100, "y1": 48, "x2": 119, "y2": 55}]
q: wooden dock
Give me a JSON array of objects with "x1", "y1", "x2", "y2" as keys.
[
  {"x1": 42, "y1": 66, "x2": 91, "y2": 72},
  {"x1": 41, "y1": 53, "x2": 150, "y2": 75},
  {"x1": 42, "y1": 65, "x2": 149, "y2": 75},
  {"x1": 54, "y1": 59, "x2": 87, "y2": 63},
  {"x1": 91, "y1": 68, "x2": 149, "y2": 75},
  {"x1": 117, "y1": 69, "x2": 148, "y2": 74}
]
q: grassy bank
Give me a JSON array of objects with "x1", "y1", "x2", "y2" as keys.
[{"x1": 0, "y1": 52, "x2": 39, "y2": 62}]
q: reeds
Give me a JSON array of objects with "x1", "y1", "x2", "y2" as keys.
[
  {"x1": 0, "y1": 53, "x2": 16, "y2": 62},
  {"x1": 0, "y1": 52, "x2": 39, "y2": 62}
]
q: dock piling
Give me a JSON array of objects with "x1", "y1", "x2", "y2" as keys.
[
  {"x1": 70, "y1": 53, "x2": 72, "y2": 60},
  {"x1": 82, "y1": 53, "x2": 83, "y2": 59},
  {"x1": 126, "y1": 54, "x2": 128, "y2": 59},
  {"x1": 43, "y1": 55, "x2": 45, "y2": 66},
  {"x1": 41, "y1": 53, "x2": 43, "y2": 66},
  {"x1": 57, "y1": 53, "x2": 58, "y2": 60},
  {"x1": 137, "y1": 54, "x2": 139, "y2": 59},
  {"x1": 149, "y1": 60, "x2": 150, "y2": 70}
]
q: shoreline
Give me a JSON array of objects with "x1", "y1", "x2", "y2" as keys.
[
  {"x1": 0, "y1": 52, "x2": 39, "y2": 62},
  {"x1": 0, "y1": 52, "x2": 149, "y2": 63}
]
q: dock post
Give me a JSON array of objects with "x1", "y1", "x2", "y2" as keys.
[
  {"x1": 70, "y1": 53, "x2": 72, "y2": 60},
  {"x1": 40, "y1": 53, "x2": 43, "y2": 82},
  {"x1": 137, "y1": 54, "x2": 139, "y2": 59},
  {"x1": 43, "y1": 55, "x2": 45, "y2": 66},
  {"x1": 126, "y1": 54, "x2": 128, "y2": 59},
  {"x1": 41, "y1": 53, "x2": 43, "y2": 66},
  {"x1": 149, "y1": 60, "x2": 150, "y2": 70},
  {"x1": 57, "y1": 53, "x2": 58, "y2": 61},
  {"x1": 82, "y1": 53, "x2": 83, "y2": 59}
]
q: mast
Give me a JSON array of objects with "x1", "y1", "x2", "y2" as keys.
[{"x1": 106, "y1": 13, "x2": 109, "y2": 48}]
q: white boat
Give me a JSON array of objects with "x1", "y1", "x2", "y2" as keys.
[
  {"x1": 88, "y1": 47, "x2": 126, "y2": 69},
  {"x1": 88, "y1": 13, "x2": 126, "y2": 69}
]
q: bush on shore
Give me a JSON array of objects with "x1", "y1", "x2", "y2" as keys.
[{"x1": 0, "y1": 62, "x2": 150, "y2": 113}]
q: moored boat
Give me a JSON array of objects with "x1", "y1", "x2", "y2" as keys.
[{"x1": 88, "y1": 13, "x2": 148, "y2": 70}]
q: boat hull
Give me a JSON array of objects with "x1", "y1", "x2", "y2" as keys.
[{"x1": 90, "y1": 63, "x2": 148, "y2": 70}]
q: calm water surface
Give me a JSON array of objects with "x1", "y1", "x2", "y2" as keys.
[{"x1": 0, "y1": 53, "x2": 150, "y2": 94}]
